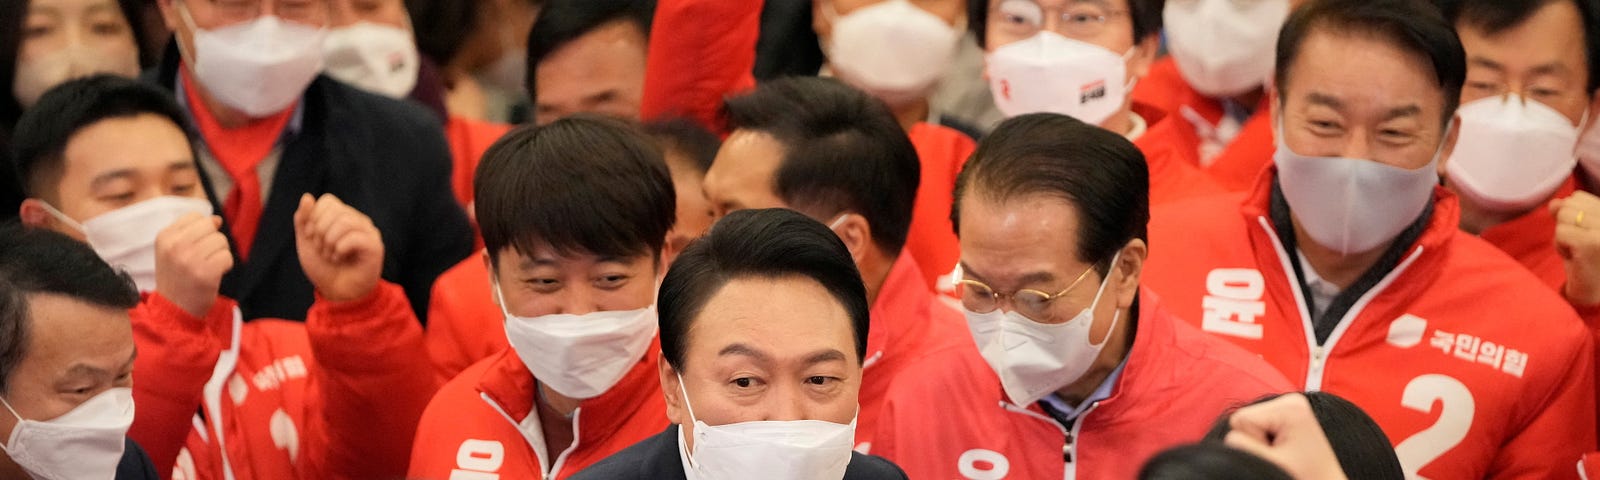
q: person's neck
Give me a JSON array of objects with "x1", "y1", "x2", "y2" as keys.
[
  {"x1": 185, "y1": 66, "x2": 254, "y2": 129},
  {"x1": 1455, "y1": 192, "x2": 1532, "y2": 235},
  {"x1": 1102, "y1": 109, "x2": 1134, "y2": 138},
  {"x1": 535, "y1": 383, "x2": 578, "y2": 461},
  {"x1": 1052, "y1": 306, "x2": 1134, "y2": 407},
  {"x1": 860, "y1": 251, "x2": 896, "y2": 307},
  {"x1": 892, "y1": 98, "x2": 931, "y2": 133},
  {"x1": 1229, "y1": 88, "x2": 1265, "y2": 112},
  {"x1": 1292, "y1": 217, "x2": 1391, "y2": 290}
]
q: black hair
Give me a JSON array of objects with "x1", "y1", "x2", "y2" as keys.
[
  {"x1": 524, "y1": 0, "x2": 654, "y2": 103},
  {"x1": 643, "y1": 117, "x2": 720, "y2": 176},
  {"x1": 474, "y1": 114, "x2": 675, "y2": 267},
  {"x1": 9, "y1": 74, "x2": 191, "y2": 202},
  {"x1": 952, "y1": 112, "x2": 1148, "y2": 275},
  {"x1": 1276, "y1": 0, "x2": 1467, "y2": 127},
  {"x1": 658, "y1": 208, "x2": 869, "y2": 369},
  {"x1": 0, "y1": 224, "x2": 138, "y2": 393},
  {"x1": 1139, "y1": 443, "x2": 1294, "y2": 480},
  {"x1": 1204, "y1": 392, "x2": 1405, "y2": 480},
  {"x1": 1437, "y1": 0, "x2": 1600, "y2": 93},
  {"x1": 1, "y1": 0, "x2": 149, "y2": 137},
  {"x1": 405, "y1": 0, "x2": 483, "y2": 66},
  {"x1": 969, "y1": 0, "x2": 1164, "y2": 48},
  {"x1": 722, "y1": 76, "x2": 920, "y2": 256}
]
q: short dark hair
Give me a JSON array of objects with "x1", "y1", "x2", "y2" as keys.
[
  {"x1": 10, "y1": 75, "x2": 192, "y2": 202},
  {"x1": 723, "y1": 77, "x2": 920, "y2": 256},
  {"x1": 952, "y1": 113, "x2": 1148, "y2": 275},
  {"x1": 0, "y1": 225, "x2": 138, "y2": 393},
  {"x1": 1138, "y1": 443, "x2": 1294, "y2": 480},
  {"x1": 1, "y1": 0, "x2": 149, "y2": 135},
  {"x1": 474, "y1": 114, "x2": 675, "y2": 266},
  {"x1": 1437, "y1": 0, "x2": 1600, "y2": 93},
  {"x1": 1204, "y1": 392, "x2": 1404, "y2": 480},
  {"x1": 406, "y1": 0, "x2": 483, "y2": 66},
  {"x1": 643, "y1": 117, "x2": 720, "y2": 175},
  {"x1": 1276, "y1": 0, "x2": 1467, "y2": 127},
  {"x1": 970, "y1": 0, "x2": 1165, "y2": 48},
  {"x1": 658, "y1": 208, "x2": 869, "y2": 370},
  {"x1": 524, "y1": 0, "x2": 654, "y2": 103}
]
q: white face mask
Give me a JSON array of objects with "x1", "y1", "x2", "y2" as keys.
[
  {"x1": 826, "y1": 0, "x2": 961, "y2": 107},
  {"x1": 986, "y1": 32, "x2": 1132, "y2": 125},
  {"x1": 177, "y1": 3, "x2": 327, "y2": 117},
  {"x1": 1446, "y1": 95, "x2": 1583, "y2": 213},
  {"x1": 1, "y1": 387, "x2": 135, "y2": 480},
  {"x1": 322, "y1": 21, "x2": 420, "y2": 99},
  {"x1": 1275, "y1": 125, "x2": 1444, "y2": 255},
  {"x1": 1578, "y1": 112, "x2": 1600, "y2": 184},
  {"x1": 1163, "y1": 0, "x2": 1288, "y2": 98},
  {"x1": 12, "y1": 44, "x2": 141, "y2": 108},
  {"x1": 676, "y1": 373, "x2": 855, "y2": 480},
  {"x1": 492, "y1": 278, "x2": 657, "y2": 399},
  {"x1": 965, "y1": 253, "x2": 1121, "y2": 407},
  {"x1": 41, "y1": 196, "x2": 216, "y2": 293}
]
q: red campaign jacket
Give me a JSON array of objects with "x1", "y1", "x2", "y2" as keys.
[
  {"x1": 639, "y1": 0, "x2": 760, "y2": 134},
  {"x1": 127, "y1": 293, "x2": 234, "y2": 479},
  {"x1": 1132, "y1": 108, "x2": 1230, "y2": 205},
  {"x1": 425, "y1": 256, "x2": 505, "y2": 382},
  {"x1": 154, "y1": 282, "x2": 439, "y2": 480},
  {"x1": 445, "y1": 116, "x2": 514, "y2": 209},
  {"x1": 1131, "y1": 58, "x2": 1277, "y2": 192},
  {"x1": 855, "y1": 254, "x2": 972, "y2": 450},
  {"x1": 904, "y1": 123, "x2": 976, "y2": 291},
  {"x1": 406, "y1": 343, "x2": 668, "y2": 480},
  {"x1": 871, "y1": 288, "x2": 1292, "y2": 480},
  {"x1": 1141, "y1": 169, "x2": 1597, "y2": 478}
]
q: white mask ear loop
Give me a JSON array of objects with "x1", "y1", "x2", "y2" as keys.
[
  {"x1": 1085, "y1": 251, "x2": 1123, "y2": 348},
  {"x1": 35, "y1": 201, "x2": 86, "y2": 234}
]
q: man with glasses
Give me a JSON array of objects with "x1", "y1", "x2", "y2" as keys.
[
  {"x1": 148, "y1": 0, "x2": 473, "y2": 325},
  {"x1": 870, "y1": 112, "x2": 1290, "y2": 480},
  {"x1": 965, "y1": 0, "x2": 1227, "y2": 205}
]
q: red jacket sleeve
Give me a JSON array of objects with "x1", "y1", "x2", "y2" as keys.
[
  {"x1": 1491, "y1": 325, "x2": 1596, "y2": 479},
  {"x1": 128, "y1": 293, "x2": 233, "y2": 480},
  {"x1": 299, "y1": 281, "x2": 441, "y2": 479},
  {"x1": 639, "y1": 0, "x2": 762, "y2": 135}
]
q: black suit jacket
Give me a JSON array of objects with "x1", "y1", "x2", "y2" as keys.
[
  {"x1": 147, "y1": 45, "x2": 473, "y2": 324},
  {"x1": 116, "y1": 438, "x2": 159, "y2": 480},
  {"x1": 570, "y1": 425, "x2": 909, "y2": 480}
]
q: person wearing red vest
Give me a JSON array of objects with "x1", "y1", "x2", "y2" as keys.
[
  {"x1": 407, "y1": 116, "x2": 676, "y2": 480},
  {"x1": 810, "y1": 0, "x2": 979, "y2": 290},
  {"x1": 424, "y1": 119, "x2": 721, "y2": 382},
  {"x1": 12, "y1": 76, "x2": 438, "y2": 479},
  {"x1": 1129, "y1": 0, "x2": 1298, "y2": 191},
  {"x1": 1139, "y1": 1, "x2": 1597, "y2": 477},
  {"x1": 1432, "y1": 0, "x2": 1600, "y2": 430},
  {"x1": 701, "y1": 77, "x2": 972, "y2": 450},
  {"x1": 871, "y1": 112, "x2": 1290, "y2": 480}
]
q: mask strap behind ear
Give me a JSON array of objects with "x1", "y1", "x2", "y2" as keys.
[{"x1": 35, "y1": 201, "x2": 86, "y2": 234}]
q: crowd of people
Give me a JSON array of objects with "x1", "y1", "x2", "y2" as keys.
[{"x1": 1, "y1": 0, "x2": 1599, "y2": 478}]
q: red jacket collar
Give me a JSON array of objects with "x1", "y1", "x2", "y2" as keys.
[
  {"x1": 1093, "y1": 288, "x2": 1186, "y2": 409},
  {"x1": 866, "y1": 254, "x2": 932, "y2": 363},
  {"x1": 477, "y1": 337, "x2": 662, "y2": 443},
  {"x1": 1237, "y1": 166, "x2": 1459, "y2": 315},
  {"x1": 1479, "y1": 175, "x2": 1576, "y2": 290}
]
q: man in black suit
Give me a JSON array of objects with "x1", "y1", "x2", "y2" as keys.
[{"x1": 573, "y1": 208, "x2": 907, "y2": 480}]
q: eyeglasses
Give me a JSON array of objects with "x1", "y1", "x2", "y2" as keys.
[
  {"x1": 988, "y1": 0, "x2": 1129, "y2": 41},
  {"x1": 958, "y1": 265, "x2": 1096, "y2": 322}
]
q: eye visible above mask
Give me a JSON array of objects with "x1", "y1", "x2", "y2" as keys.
[
  {"x1": 323, "y1": 21, "x2": 421, "y2": 99},
  {"x1": 1, "y1": 387, "x2": 135, "y2": 480},
  {"x1": 492, "y1": 278, "x2": 657, "y2": 399},
  {"x1": 12, "y1": 44, "x2": 142, "y2": 108},
  {"x1": 966, "y1": 253, "x2": 1121, "y2": 407},
  {"x1": 1274, "y1": 127, "x2": 1444, "y2": 255},
  {"x1": 985, "y1": 32, "x2": 1133, "y2": 125},
  {"x1": 1445, "y1": 95, "x2": 1583, "y2": 213},
  {"x1": 826, "y1": 0, "x2": 962, "y2": 107},
  {"x1": 675, "y1": 372, "x2": 856, "y2": 480},
  {"x1": 177, "y1": 2, "x2": 327, "y2": 117},
  {"x1": 1162, "y1": 0, "x2": 1288, "y2": 98},
  {"x1": 39, "y1": 196, "x2": 216, "y2": 292}
]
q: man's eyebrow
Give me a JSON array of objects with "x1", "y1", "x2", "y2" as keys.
[
  {"x1": 718, "y1": 343, "x2": 772, "y2": 364},
  {"x1": 802, "y1": 349, "x2": 847, "y2": 366}
]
